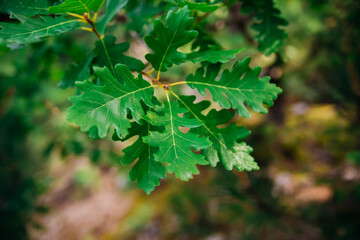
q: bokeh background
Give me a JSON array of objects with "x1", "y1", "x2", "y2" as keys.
[{"x1": 1, "y1": 0, "x2": 360, "y2": 239}]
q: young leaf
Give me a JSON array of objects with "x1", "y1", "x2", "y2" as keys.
[
  {"x1": 177, "y1": 0, "x2": 219, "y2": 12},
  {"x1": 67, "y1": 64, "x2": 154, "y2": 139},
  {"x1": 185, "y1": 58, "x2": 282, "y2": 118},
  {"x1": 220, "y1": 142, "x2": 257, "y2": 171},
  {"x1": 1, "y1": 0, "x2": 49, "y2": 16},
  {"x1": 113, "y1": 122, "x2": 166, "y2": 194},
  {"x1": 176, "y1": 94, "x2": 259, "y2": 171},
  {"x1": 0, "y1": 15, "x2": 80, "y2": 45},
  {"x1": 145, "y1": 6, "x2": 198, "y2": 72},
  {"x1": 96, "y1": 0, "x2": 128, "y2": 34},
  {"x1": 143, "y1": 99, "x2": 211, "y2": 180},
  {"x1": 49, "y1": 0, "x2": 104, "y2": 14},
  {"x1": 93, "y1": 36, "x2": 145, "y2": 73}
]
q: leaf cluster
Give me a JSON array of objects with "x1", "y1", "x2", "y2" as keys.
[{"x1": 0, "y1": 0, "x2": 284, "y2": 194}]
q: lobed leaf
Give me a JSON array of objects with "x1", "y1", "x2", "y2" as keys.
[
  {"x1": 67, "y1": 64, "x2": 154, "y2": 139},
  {"x1": 144, "y1": 6, "x2": 198, "y2": 71},
  {"x1": 252, "y1": 0, "x2": 288, "y2": 55},
  {"x1": 1, "y1": 0, "x2": 49, "y2": 16},
  {"x1": 143, "y1": 99, "x2": 211, "y2": 180},
  {"x1": 185, "y1": 58, "x2": 282, "y2": 118},
  {"x1": 0, "y1": 15, "x2": 80, "y2": 45},
  {"x1": 49, "y1": 0, "x2": 104, "y2": 14},
  {"x1": 113, "y1": 122, "x2": 166, "y2": 194},
  {"x1": 240, "y1": 0, "x2": 288, "y2": 55},
  {"x1": 176, "y1": 95, "x2": 259, "y2": 171},
  {"x1": 93, "y1": 36, "x2": 145, "y2": 73}
]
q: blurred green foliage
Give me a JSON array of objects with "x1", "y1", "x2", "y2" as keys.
[{"x1": 0, "y1": 0, "x2": 360, "y2": 239}]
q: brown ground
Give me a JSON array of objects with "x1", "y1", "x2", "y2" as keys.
[{"x1": 30, "y1": 157, "x2": 136, "y2": 240}]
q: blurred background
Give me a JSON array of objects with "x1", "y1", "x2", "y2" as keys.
[{"x1": 1, "y1": 0, "x2": 360, "y2": 239}]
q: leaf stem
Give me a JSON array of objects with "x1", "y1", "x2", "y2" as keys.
[
  {"x1": 76, "y1": 13, "x2": 115, "y2": 76},
  {"x1": 141, "y1": 71, "x2": 159, "y2": 84},
  {"x1": 67, "y1": 12, "x2": 86, "y2": 20},
  {"x1": 93, "y1": 0, "x2": 105, "y2": 22},
  {"x1": 168, "y1": 81, "x2": 187, "y2": 87},
  {"x1": 93, "y1": 11, "x2": 99, "y2": 22},
  {"x1": 165, "y1": 89, "x2": 170, "y2": 101},
  {"x1": 156, "y1": 70, "x2": 161, "y2": 81},
  {"x1": 95, "y1": 0, "x2": 106, "y2": 22},
  {"x1": 100, "y1": 37, "x2": 116, "y2": 76},
  {"x1": 84, "y1": 13, "x2": 102, "y2": 39},
  {"x1": 146, "y1": 68, "x2": 155, "y2": 75},
  {"x1": 152, "y1": 85, "x2": 165, "y2": 89},
  {"x1": 168, "y1": 89, "x2": 228, "y2": 148},
  {"x1": 81, "y1": 27, "x2": 93, "y2": 32},
  {"x1": 71, "y1": 12, "x2": 116, "y2": 77}
]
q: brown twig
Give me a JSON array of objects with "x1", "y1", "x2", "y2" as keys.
[
  {"x1": 84, "y1": 13, "x2": 102, "y2": 39},
  {"x1": 141, "y1": 71, "x2": 159, "y2": 84}
]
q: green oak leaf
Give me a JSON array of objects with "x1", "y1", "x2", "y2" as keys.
[
  {"x1": 220, "y1": 142, "x2": 257, "y2": 171},
  {"x1": 240, "y1": 0, "x2": 287, "y2": 55},
  {"x1": 49, "y1": 0, "x2": 104, "y2": 14},
  {"x1": 145, "y1": 6, "x2": 198, "y2": 72},
  {"x1": 185, "y1": 58, "x2": 282, "y2": 118},
  {"x1": 67, "y1": 64, "x2": 154, "y2": 139},
  {"x1": 96, "y1": 0, "x2": 128, "y2": 34},
  {"x1": 93, "y1": 36, "x2": 145, "y2": 73},
  {"x1": 176, "y1": 94, "x2": 259, "y2": 171},
  {"x1": 143, "y1": 99, "x2": 211, "y2": 180},
  {"x1": 113, "y1": 122, "x2": 166, "y2": 194},
  {"x1": 252, "y1": 0, "x2": 288, "y2": 55},
  {"x1": 177, "y1": 0, "x2": 219, "y2": 12},
  {"x1": 1, "y1": 0, "x2": 49, "y2": 16},
  {"x1": 0, "y1": 15, "x2": 80, "y2": 45}
]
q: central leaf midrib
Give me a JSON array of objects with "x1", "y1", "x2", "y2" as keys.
[
  {"x1": 167, "y1": 101, "x2": 178, "y2": 159},
  {"x1": 158, "y1": 20, "x2": 181, "y2": 71},
  {"x1": 80, "y1": 0, "x2": 90, "y2": 12},
  {"x1": 83, "y1": 85, "x2": 152, "y2": 114},
  {"x1": 187, "y1": 81, "x2": 268, "y2": 92},
  {"x1": 8, "y1": 19, "x2": 79, "y2": 38},
  {"x1": 170, "y1": 91, "x2": 227, "y2": 149}
]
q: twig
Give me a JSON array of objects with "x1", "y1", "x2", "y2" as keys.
[{"x1": 84, "y1": 13, "x2": 102, "y2": 39}]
